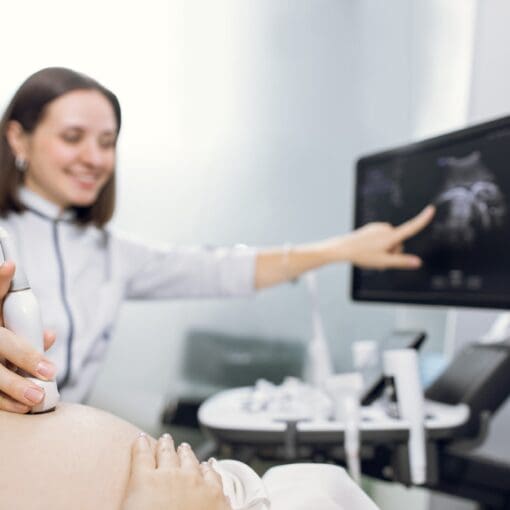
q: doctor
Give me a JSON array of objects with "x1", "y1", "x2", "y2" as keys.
[{"x1": 0, "y1": 67, "x2": 434, "y2": 413}]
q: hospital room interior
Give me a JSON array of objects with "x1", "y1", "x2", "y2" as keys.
[{"x1": 1, "y1": 1, "x2": 510, "y2": 509}]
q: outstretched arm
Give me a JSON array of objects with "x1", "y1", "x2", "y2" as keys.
[{"x1": 254, "y1": 205, "x2": 435, "y2": 289}]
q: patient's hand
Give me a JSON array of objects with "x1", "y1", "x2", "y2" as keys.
[{"x1": 121, "y1": 433, "x2": 232, "y2": 510}]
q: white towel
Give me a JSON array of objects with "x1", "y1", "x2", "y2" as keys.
[
  {"x1": 262, "y1": 464, "x2": 380, "y2": 510},
  {"x1": 212, "y1": 459, "x2": 271, "y2": 510},
  {"x1": 213, "y1": 460, "x2": 380, "y2": 510}
]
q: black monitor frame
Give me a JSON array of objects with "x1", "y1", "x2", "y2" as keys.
[{"x1": 351, "y1": 115, "x2": 510, "y2": 310}]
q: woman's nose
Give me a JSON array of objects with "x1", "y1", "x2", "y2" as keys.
[{"x1": 80, "y1": 140, "x2": 104, "y2": 166}]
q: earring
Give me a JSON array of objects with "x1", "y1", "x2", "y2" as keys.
[{"x1": 15, "y1": 155, "x2": 27, "y2": 172}]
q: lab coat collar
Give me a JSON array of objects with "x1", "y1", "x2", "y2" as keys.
[{"x1": 18, "y1": 187, "x2": 76, "y2": 221}]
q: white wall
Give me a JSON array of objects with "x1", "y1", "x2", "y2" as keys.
[{"x1": 93, "y1": 0, "x2": 381, "y2": 417}]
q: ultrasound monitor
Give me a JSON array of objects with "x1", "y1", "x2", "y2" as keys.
[{"x1": 352, "y1": 115, "x2": 510, "y2": 309}]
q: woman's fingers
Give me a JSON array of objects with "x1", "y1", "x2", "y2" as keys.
[
  {"x1": 5, "y1": 359, "x2": 19, "y2": 373},
  {"x1": 0, "y1": 261, "x2": 15, "y2": 325},
  {"x1": 394, "y1": 205, "x2": 435, "y2": 242},
  {"x1": 0, "y1": 390, "x2": 30, "y2": 413},
  {"x1": 381, "y1": 253, "x2": 423, "y2": 270},
  {"x1": 0, "y1": 327, "x2": 56, "y2": 381},
  {"x1": 0, "y1": 262, "x2": 58, "y2": 413},
  {"x1": 177, "y1": 442, "x2": 201, "y2": 472},
  {"x1": 201, "y1": 461, "x2": 224, "y2": 490},
  {"x1": 43, "y1": 330, "x2": 56, "y2": 352},
  {"x1": 0, "y1": 363, "x2": 46, "y2": 408},
  {"x1": 130, "y1": 433, "x2": 155, "y2": 479},
  {"x1": 156, "y1": 433, "x2": 179, "y2": 470}
]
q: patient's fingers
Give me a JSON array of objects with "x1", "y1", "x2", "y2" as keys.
[
  {"x1": 201, "y1": 461, "x2": 224, "y2": 489},
  {"x1": 177, "y1": 442, "x2": 200, "y2": 472},
  {"x1": 130, "y1": 433, "x2": 155, "y2": 478},
  {"x1": 156, "y1": 433, "x2": 179, "y2": 470}
]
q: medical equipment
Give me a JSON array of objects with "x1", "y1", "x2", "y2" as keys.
[
  {"x1": 198, "y1": 338, "x2": 510, "y2": 509},
  {"x1": 360, "y1": 330, "x2": 426, "y2": 406},
  {"x1": 325, "y1": 373, "x2": 363, "y2": 484},
  {"x1": 480, "y1": 311, "x2": 510, "y2": 344},
  {"x1": 352, "y1": 340, "x2": 378, "y2": 385},
  {"x1": 303, "y1": 272, "x2": 334, "y2": 388},
  {"x1": 383, "y1": 349, "x2": 426, "y2": 485},
  {"x1": 245, "y1": 377, "x2": 332, "y2": 420},
  {"x1": 162, "y1": 329, "x2": 305, "y2": 428},
  {"x1": 352, "y1": 115, "x2": 510, "y2": 310},
  {"x1": 195, "y1": 118, "x2": 510, "y2": 507},
  {"x1": 0, "y1": 228, "x2": 59, "y2": 413},
  {"x1": 346, "y1": 116, "x2": 510, "y2": 507}
]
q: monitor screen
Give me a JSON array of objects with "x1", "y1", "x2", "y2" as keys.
[{"x1": 352, "y1": 115, "x2": 510, "y2": 309}]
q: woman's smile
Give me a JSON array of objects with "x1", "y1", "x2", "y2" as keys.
[{"x1": 20, "y1": 89, "x2": 118, "y2": 210}]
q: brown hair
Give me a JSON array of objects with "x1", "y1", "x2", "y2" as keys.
[{"x1": 0, "y1": 67, "x2": 122, "y2": 227}]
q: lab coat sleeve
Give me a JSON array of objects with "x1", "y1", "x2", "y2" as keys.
[{"x1": 112, "y1": 232, "x2": 257, "y2": 299}]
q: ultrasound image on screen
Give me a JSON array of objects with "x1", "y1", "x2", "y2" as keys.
[{"x1": 353, "y1": 117, "x2": 510, "y2": 308}]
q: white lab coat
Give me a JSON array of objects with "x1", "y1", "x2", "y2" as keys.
[{"x1": 0, "y1": 187, "x2": 256, "y2": 402}]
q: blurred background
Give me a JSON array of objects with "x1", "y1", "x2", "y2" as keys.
[{"x1": 2, "y1": 1, "x2": 509, "y2": 508}]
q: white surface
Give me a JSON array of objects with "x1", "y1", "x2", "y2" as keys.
[
  {"x1": 27, "y1": 377, "x2": 60, "y2": 414},
  {"x1": 199, "y1": 387, "x2": 469, "y2": 433},
  {"x1": 371, "y1": 480, "x2": 429, "y2": 510},
  {"x1": 263, "y1": 464, "x2": 379, "y2": 510}
]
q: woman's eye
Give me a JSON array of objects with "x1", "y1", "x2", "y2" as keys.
[
  {"x1": 61, "y1": 132, "x2": 81, "y2": 143},
  {"x1": 99, "y1": 138, "x2": 117, "y2": 149}
]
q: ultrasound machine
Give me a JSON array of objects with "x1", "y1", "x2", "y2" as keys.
[{"x1": 198, "y1": 116, "x2": 510, "y2": 510}]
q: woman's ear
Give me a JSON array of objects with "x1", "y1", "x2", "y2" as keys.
[{"x1": 5, "y1": 121, "x2": 29, "y2": 161}]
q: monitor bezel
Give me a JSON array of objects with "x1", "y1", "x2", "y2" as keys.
[{"x1": 351, "y1": 114, "x2": 510, "y2": 310}]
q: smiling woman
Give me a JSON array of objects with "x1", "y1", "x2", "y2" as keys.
[
  {"x1": 0, "y1": 66, "x2": 433, "y2": 413},
  {"x1": 0, "y1": 67, "x2": 121, "y2": 227},
  {"x1": 7, "y1": 89, "x2": 118, "y2": 209}
]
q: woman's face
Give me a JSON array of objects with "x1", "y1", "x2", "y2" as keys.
[{"x1": 21, "y1": 89, "x2": 118, "y2": 209}]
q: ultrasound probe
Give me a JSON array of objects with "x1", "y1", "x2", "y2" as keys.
[{"x1": 0, "y1": 227, "x2": 59, "y2": 413}]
